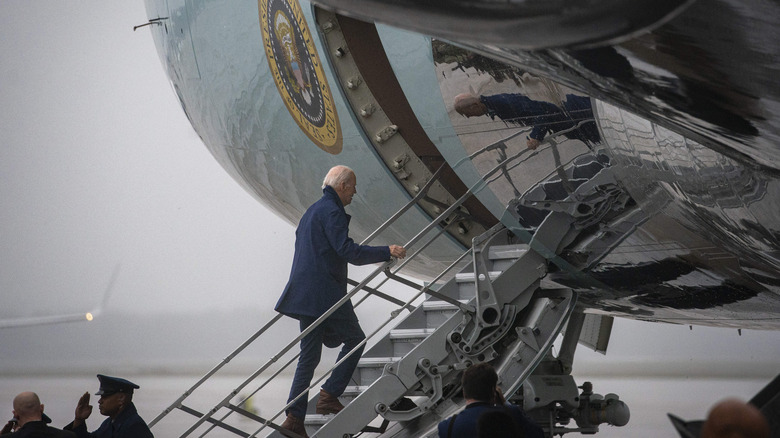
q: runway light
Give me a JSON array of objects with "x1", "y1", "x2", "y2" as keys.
[{"x1": 85, "y1": 313, "x2": 93, "y2": 321}]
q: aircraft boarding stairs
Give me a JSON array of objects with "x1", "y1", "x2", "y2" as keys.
[
  {"x1": 151, "y1": 128, "x2": 630, "y2": 438},
  {"x1": 289, "y1": 223, "x2": 576, "y2": 438}
]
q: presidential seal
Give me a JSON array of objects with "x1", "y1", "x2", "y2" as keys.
[{"x1": 259, "y1": 0, "x2": 342, "y2": 154}]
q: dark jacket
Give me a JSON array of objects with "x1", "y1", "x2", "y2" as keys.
[
  {"x1": 64, "y1": 403, "x2": 153, "y2": 438},
  {"x1": 481, "y1": 93, "x2": 599, "y2": 144},
  {"x1": 275, "y1": 186, "x2": 391, "y2": 320},
  {"x1": 437, "y1": 401, "x2": 544, "y2": 438},
  {"x1": 6, "y1": 421, "x2": 76, "y2": 438}
]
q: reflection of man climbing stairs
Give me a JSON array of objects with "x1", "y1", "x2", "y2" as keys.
[{"x1": 454, "y1": 93, "x2": 601, "y2": 149}]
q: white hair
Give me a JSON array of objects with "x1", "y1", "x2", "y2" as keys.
[{"x1": 322, "y1": 165, "x2": 354, "y2": 189}]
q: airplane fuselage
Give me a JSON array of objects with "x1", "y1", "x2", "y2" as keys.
[{"x1": 143, "y1": 0, "x2": 780, "y2": 330}]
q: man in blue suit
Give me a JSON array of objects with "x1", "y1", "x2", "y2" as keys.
[
  {"x1": 438, "y1": 363, "x2": 543, "y2": 438},
  {"x1": 276, "y1": 165, "x2": 406, "y2": 437}
]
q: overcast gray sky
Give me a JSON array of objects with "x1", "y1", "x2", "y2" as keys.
[
  {"x1": 0, "y1": 1, "x2": 777, "y2": 376},
  {"x1": 0, "y1": 1, "x2": 297, "y2": 319}
]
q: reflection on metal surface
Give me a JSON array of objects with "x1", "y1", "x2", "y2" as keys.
[
  {"x1": 453, "y1": 93, "x2": 599, "y2": 147},
  {"x1": 435, "y1": 41, "x2": 601, "y2": 210},
  {"x1": 434, "y1": 41, "x2": 780, "y2": 328},
  {"x1": 567, "y1": 101, "x2": 779, "y2": 327},
  {"x1": 447, "y1": 0, "x2": 780, "y2": 173},
  {"x1": 596, "y1": 100, "x2": 776, "y2": 260}
]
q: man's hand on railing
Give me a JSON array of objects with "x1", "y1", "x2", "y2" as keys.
[{"x1": 389, "y1": 245, "x2": 407, "y2": 259}]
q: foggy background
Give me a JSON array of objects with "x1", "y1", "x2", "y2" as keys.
[
  {"x1": 1, "y1": 2, "x2": 777, "y2": 437},
  {"x1": 0, "y1": 2, "x2": 776, "y2": 428}
]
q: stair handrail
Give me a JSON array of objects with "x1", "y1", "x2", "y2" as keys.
[
  {"x1": 198, "y1": 225, "x2": 472, "y2": 438},
  {"x1": 248, "y1": 148, "x2": 580, "y2": 433},
  {"x1": 485, "y1": 119, "x2": 598, "y2": 199},
  {"x1": 249, "y1": 248, "x2": 474, "y2": 437},
  {"x1": 147, "y1": 312, "x2": 283, "y2": 428},
  {"x1": 169, "y1": 159, "x2": 489, "y2": 436},
  {"x1": 156, "y1": 121, "x2": 596, "y2": 437},
  {"x1": 360, "y1": 162, "x2": 448, "y2": 245},
  {"x1": 151, "y1": 160, "x2": 455, "y2": 433},
  {"x1": 240, "y1": 168, "x2": 503, "y2": 435},
  {"x1": 174, "y1": 261, "x2": 398, "y2": 437}
]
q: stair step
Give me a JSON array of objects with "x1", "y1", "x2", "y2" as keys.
[
  {"x1": 488, "y1": 245, "x2": 529, "y2": 260},
  {"x1": 389, "y1": 328, "x2": 436, "y2": 356},
  {"x1": 421, "y1": 300, "x2": 466, "y2": 311},
  {"x1": 358, "y1": 357, "x2": 399, "y2": 367},
  {"x1": 159, "y1": 213, "x2": 576, "y2": 438},
  {"x1": 456, "y1": 272, "x2": 499, "y2": 300},
  {"x1": 304, "y1": 414, "x2": 334, "y2": 425},
  {"x1": 421, "y1": 300, "x2": 465, "y2": 328},
  {"x1": 343, "y1": 385, "x2": 368, "y2": 396},
  {"x1": 389, "y1": 328, "x2": 435, "y2": 339},
  {"x1": 356, "y1": 356, "x2": 399, "y2": 385},
  {"x1": 455, "y1": 271, "x2": 502, "y2": 282}
]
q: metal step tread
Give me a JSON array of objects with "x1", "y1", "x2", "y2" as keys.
[
  {"x1": 358, "y1": 356, "x2": 400, "y2": 367},
  {"x1": 422, "y1": 299, "x2": 468, "y2": 311},
  {"x1": 455, "y1": 271, "x2": 502, "y2": 282},
  {"x1": 303, "y1": 414, "x2": 335, "y2": 425},
  {"x1": 389, "y1": 328, "x2": 436, "y2": 339},
  {"x1": 343, "y1": 385, "x2": 369, "y2": 396},
  {"x1": 488, "y1": 244, "x2": 529, "y2": 260}
]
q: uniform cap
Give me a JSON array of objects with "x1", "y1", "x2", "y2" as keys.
[{"x1": 95, "y1": 374, "x2": 139, "y2": 396}]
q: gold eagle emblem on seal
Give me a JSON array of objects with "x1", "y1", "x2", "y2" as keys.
[{"x1": 259, "y1": 0, "x2": 342, "y2": 154}]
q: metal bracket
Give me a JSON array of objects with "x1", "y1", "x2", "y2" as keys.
[
  {"x1": 375, "y1": 124, "x2": 398, "y2": 143},
  {"x1": 359, "y1": 103, "x2": 376, "y2": 117},
  {"x1": 346, "y1": 76, "x2": 362, "y2": 90},
  {"x1": 449, "y1": 304, "x2": 517, "y2": 358},
  {"x1": 393, "y1": 153, "x2": 409, "y2": 171},
  {"x1": 472, "y1": 232, "x2": 503, "y2": 328},
  {"x1": 393, "y1": 153, "x2": 411, "y2": 179},
  {"x1": 133, "y1": 17, "x2": 167, "y2": 31},
  {"x1": 515, "y1": 326, "x2": 541, "y2": 353},
  {"x1": 376, "y1": 358, "x2": 444, "y2": 421},
  {"x1": 447, "y1": 225, "x2": 510, "y2": 355},
  {"x1": 320, "y1": 20, "x2": 336, "y2": 33}
]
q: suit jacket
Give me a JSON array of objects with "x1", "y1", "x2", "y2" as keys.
[
  {"x1": 437, "y1": 401, "x2": 544, "y2": 438},
  {"x1": 481, "y1": 93, "x2": 599, "y2": 144},
  {"x1": 64, "y1": 403, "x2": 153, "y2": 438},
  {"x1": 275, "y1": 186, "x2": 391, "y2": 320},
  {"x1": 6, "y1": 421, "x2": 76, "y2": 438}
]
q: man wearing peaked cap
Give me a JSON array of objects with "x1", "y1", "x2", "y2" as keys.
[{"x1": 64, "y1": 375, "x2": 153, "y2": 438}]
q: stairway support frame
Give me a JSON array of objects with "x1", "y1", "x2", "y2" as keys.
[{"x1": 150, "y1": 120, "x2": 608, "y2": 438}]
